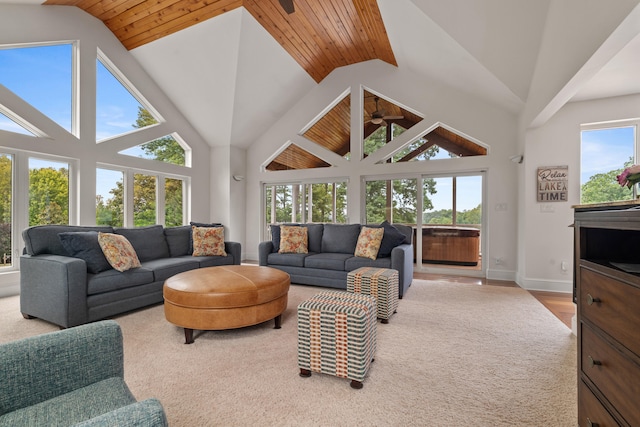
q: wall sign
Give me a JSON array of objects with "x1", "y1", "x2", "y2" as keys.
[{"x1": 537, "y1": 165, "x2": 568, "y2": 202}]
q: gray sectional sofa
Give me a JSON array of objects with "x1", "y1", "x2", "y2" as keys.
[
  {"x1": 20, "y1": 224, "x2": 240, "y2": 328},
  {"x1": 259, "y1": 222, "x2": 413, "y2": 298}
]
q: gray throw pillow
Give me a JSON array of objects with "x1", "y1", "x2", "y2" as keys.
[
  {"x1": 375, "y1": 221, "x2": 407, "y2": 257},
  {"x1": 58, "y1": 231, "x2": 112, "y2": 274}
]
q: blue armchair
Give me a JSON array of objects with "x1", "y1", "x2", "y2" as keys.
[{"x1": 0, "y1": 320, "x2": 168, "y2": 426}]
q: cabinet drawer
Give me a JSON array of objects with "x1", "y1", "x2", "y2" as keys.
[
  {"x1": 578, "y1": 379, "x2": 620, "y2": 427},
  {"x1": 580, "y1": 266, "x2": 640, "y2": 356},
  {"x1": 581, "y1": 324, "x2": 640, "y2": 426}
]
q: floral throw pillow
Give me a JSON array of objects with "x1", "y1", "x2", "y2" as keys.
[
  {"x1": 192, "y1": 226, "x2": 227, "y2": 257},
  {"x1": 354, "y1": 226, "x2": 385, "y2": 260},
  {"x1": 279, "y1": 225, "x2": 308, "y2": 254},
  {"x1": 97, "y1": 232, "x2": 141, "y2": 272}
]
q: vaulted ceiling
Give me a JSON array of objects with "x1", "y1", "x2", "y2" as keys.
[{"x1": 4, "y1": 0, "x2": 640, "y2": 158}]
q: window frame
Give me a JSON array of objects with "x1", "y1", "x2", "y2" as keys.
[
  {"x1": 580, "y1": 119, "x2": 639, "y2": 203},
  {"x1": 97, "y1": 163, "x2": 190, "y2": 228}
]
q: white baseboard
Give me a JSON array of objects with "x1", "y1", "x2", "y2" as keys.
[
  {"x1": 486, "y1": 268, "x2": 517, "y2": 281},
  {"x1": 520, "y1": 277, "x2": 573, "y2": 293}
]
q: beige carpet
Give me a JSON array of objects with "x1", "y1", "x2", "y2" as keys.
[{"x1": 0, "y1": 280, "x2": 577, "y2": 426}]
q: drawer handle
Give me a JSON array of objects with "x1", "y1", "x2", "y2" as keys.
[
  {"x1": 587, "y1": 417, "x2": 599, "y2": 427},
  {"x1": 586, "y1": 294, "x2": 601, "y2": 305},
  {"x1": 588, "y1": 355, "x2": 602, "y2": 368}
]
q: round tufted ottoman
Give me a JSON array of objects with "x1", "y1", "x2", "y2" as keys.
[{"x1": 163, "y1": 265, "x2": 290, "y2": 344}]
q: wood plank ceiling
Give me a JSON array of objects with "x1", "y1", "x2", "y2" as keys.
[
  {"x1": 42, "y1": 0, "x2": 483, "y2": 170},
  {"x1": 42, "y1": 0, "x2": 396, "y2": 83}
]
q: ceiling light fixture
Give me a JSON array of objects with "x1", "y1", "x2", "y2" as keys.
[{"x1": 370, "y1": 117, "x2": 383, "y2": 125}]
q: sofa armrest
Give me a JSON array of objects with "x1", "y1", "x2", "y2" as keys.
[
  {"x1": 391, "y1": 243, "x2": 413, "y2": 298},
  {"x1": 19, "y1": 254, "x2": 89, "y2": 328},
  {"x1": 258, "y1": 241, "x2": 274, "y2": 266},
  {"x1": 73, "y1": 398, "x2": 169, "y2": 427},
  {"x1": 0, "y1": 321, "x2": 124, "y2": 416},
  {"x1": 224, "y1": 241, "x2": 241, "y2": 265}
]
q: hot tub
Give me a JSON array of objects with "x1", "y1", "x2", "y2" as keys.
[{"x1": 414, "y1": 226, "x2": 480, "y2": 266}]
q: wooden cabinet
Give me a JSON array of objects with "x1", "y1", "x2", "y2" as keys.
[{"x1": 574, "y1": 202, "x2": 640, "y2": 427}]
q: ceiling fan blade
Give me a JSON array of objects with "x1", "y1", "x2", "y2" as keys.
[
  {"x1": 278, "y1": 0, "x2": 295, "y2": 14},
  {"x1": 383, "y1": 115, "x2": 404, "y2": 120}
]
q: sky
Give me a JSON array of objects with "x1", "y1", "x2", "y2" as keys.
[{"x1": 580, "y1": 126, "x2": 634, "y2": 185}]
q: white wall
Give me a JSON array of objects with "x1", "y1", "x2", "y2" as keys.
[
  {"x1": 243, "y1": 60, "x2": 520, "y2": 282},
  {"x1": 522, "y1": 93, "x2": 640, "y2": 292},
  {"x1": 0, "y1": 6, "x2": 211, "y2": 293}
]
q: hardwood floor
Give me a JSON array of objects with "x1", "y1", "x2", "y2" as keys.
[{"x1": 413, "y1": 272, "x2": 575, "y2": 329}]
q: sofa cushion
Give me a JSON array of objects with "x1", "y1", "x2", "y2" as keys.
[
  {"x1": 87, "y1": 267, "x2": 155, "y2": 295},
  {"x1": 140, "y1": 258, "x2": 199, "y2": 282},
  {"x1": 98, "y1": 233, "x2": 142, "y2": 272},
  {"x1": 114, "y1": 225, "x2": 170, "y2": 262},
  {"x1": 304, "y1": 253, "x2": 353, "y2": 271},
  {"x1": 354, "y1": 226, "x2": 384, "y2": 260},
  {"x1": 345, "y1": 255, "x2": 392, "y2": 271},
  {"x1": 184, "y1": 255, "x2": 235, "y2": 268},
  {"x1": 192, "y1": 226, "x2": 227, "y2": 256},
  {"x1": 375, "y1": 221, "x2": 408, "y2": 258},
  {"x1": 279, "y1": 225, "x2": 308, "y2": 254},
  {"x1": 305, "y1": 224, "x2": 324, "y2": 253},
  {"x1": 58, "y1": 231, "x2": 112, "y2": 274},
  {"x1": 164, "y1": 225, "x2": 191, "y2": 257},
  {"x1": 321, "y1": 224, "x2": 361, "y2": 254},
  {"x1": 267, "y1": 252, "x2": 310, "y2": 268},
  {"x1": 23, "y1": 225, "x2": 114, "y2": 256}
]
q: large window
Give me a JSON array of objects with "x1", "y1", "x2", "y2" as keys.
[
  {"x1": 29, "y1": 158, "x2": 70, "y2": 226},
  {"x1": 365, "y1": 178, "x2": 420, "y2": 225},
  {"x1": 581, "y1": 124, "x2": 637, "y2": 204},
  {"x1": 96, "y1": 168, "x2": 124, "y2": 227},
  {"x1": 96, "y1": 167, "x2": 186, "y2": 228},
  {"x1": 264, "y1": 181, "x2": 347, "y2": 237}
]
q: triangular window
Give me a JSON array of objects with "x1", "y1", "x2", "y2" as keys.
[
  {"x1": 302, "y1": 92, "x2": 351, "y2": 159},
  {"x1": 0, "y1": 110, "x2": 36, "y2": 136},
  {"x1": 363, "y1": 90, "x2": 422, "y2": 159},
  {"x1": 0, "y1": 43, "x2": 73, "y2": 133},
  {"x1": 119, "y1": 132, "x2": 188, "y2": 167},
  {"x1": 96, "y1": 52, "x2": 161, "y2": 141},
  {"x1": 265, "y1": 143, "x2": 330, "y2": 171},
  {"x1": 378, "y1": 126, "x2": 487, "y2": 164}
]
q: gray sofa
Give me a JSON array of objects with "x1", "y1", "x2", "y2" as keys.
[
  {"x1": 20, "y1": 224, "x2": 241, "y2": 328},
  {"x1": 259, "y1": 222, "x2": 413, "y2": 298},
  {"x1": 0, "y1": 320, "x2": 168, "y2": 426}
]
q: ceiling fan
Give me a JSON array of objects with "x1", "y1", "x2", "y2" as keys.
[
  {"x1": 279, "y1": 0, "x2": 295, "y2": 14},
  {"x1": 365, "y1": 97, "x2": 404, "y2": 125}
]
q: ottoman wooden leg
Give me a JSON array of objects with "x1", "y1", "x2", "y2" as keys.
[
  {"x1": 350, "y1": 380, "x2": 363, "y2": 389},
  {"x1": 184, "y1": 328, "x2": 194, "y2": 344},
  {"x1": 299, "y1": 368, "x2": 311, "y2": 377},
  {"x1": 274, "y1": 314, "x2": 282, "y2": 329}
]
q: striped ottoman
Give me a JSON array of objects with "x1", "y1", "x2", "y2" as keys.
[
  {"x1": 297, "y1": 290, "x2": 377, "y2": 389},
  {"x1": 347, "y1": 267, "x2": 399, "y2": 323}
]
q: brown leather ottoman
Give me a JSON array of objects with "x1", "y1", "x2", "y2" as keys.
[{"x1": 163, "y1": 265, "x2": 290, "y2": 344}]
